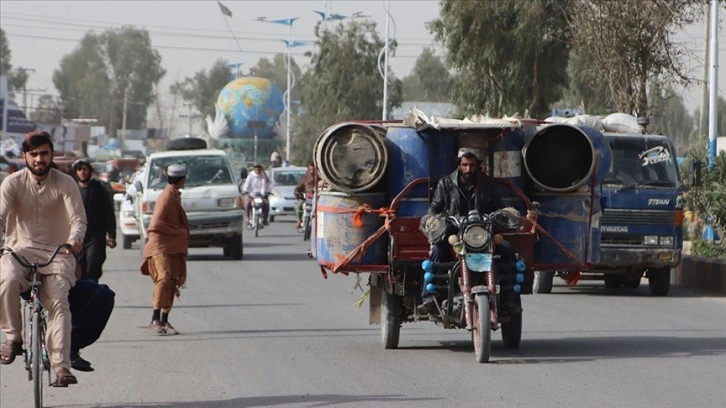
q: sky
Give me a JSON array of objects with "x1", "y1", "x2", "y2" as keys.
[{"x1": 1, "y1": 0, "x2": 725, "y2": 122}]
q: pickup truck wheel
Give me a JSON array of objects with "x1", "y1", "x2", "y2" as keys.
[
  {"x1": 227, "y1": 234, "x2": 243, "y2": 260},
  {"x1": 381, "y1": 292, "x2": 402, "y2": 349},
  {"x1": 122, "y1": 234, "x2": 132, "y2": 250},
  {"x1": 648, "y1": 266, "x2": 670, "y2": 296},
  {"x1": 533, "y1": 271, "x2": 554, "y2": 293}
]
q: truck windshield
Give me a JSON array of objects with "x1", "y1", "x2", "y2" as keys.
[
  {"x1": 604, "y1": 138, "x2": 679, "y2": 188},
  {"x1": 147, "y1": 155, "x2": 233, "y2": 189}
]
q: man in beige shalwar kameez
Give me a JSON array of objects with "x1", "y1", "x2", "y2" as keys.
[{"x1": 0, "y1": 131, "x2": 87, "y2": 386}]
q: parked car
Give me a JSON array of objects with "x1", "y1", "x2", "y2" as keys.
[
  {"x1": 115, "y1": 169, "x2": 145, "y2": 249},
  {"x1": 267, "y1": 166, "x2": 307, "y2": 222},
  {"x1": 115, "y1": 192, "x2": 139, "y2": 249}
]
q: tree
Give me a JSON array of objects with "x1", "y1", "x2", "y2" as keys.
[
  {"x1": 648, "y1": 84, "x2": 693, "y2": 155},
  {"x1": 568, "y1": 0, "x2": 702, "y2": 117},
  {"x1": 0, "y1": 28, "x2": 11, "y2": 78},
  {"x1": 401, "y1": 47, "x2": 453, "y2": 102},
  {"x1": 52, "y1": 26, "x2": 165, "y2": 137},
  {"x1": 170, "y1": 59, "x2": 232, "y2": 122},
  {"x1": 249, "y1": 54, "x2": 302, "y2": 99},
  {"x1": 555, "y1": 48, "x2": 612, "y2": 115},
  {"x1": 428, "y1": 0, "x2": 572, "y2": 118},
  {"x1": 28, "y1": 94, "x2": 62, "y2": 124},
  {"x1": 291, "y1": 20, "x2": 403, "y2": 165}
]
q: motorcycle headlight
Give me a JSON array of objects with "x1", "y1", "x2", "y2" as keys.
[{"x1": 463, "y1": 225, "x2": 489, "y2": 249}]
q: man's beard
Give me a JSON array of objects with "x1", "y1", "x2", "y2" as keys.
[
  {"x1": 77, "y1": 174, "x2": 92, "y2": 183},
  {"x1": 460, "y1": 172, "x2": 476, "y2": 183},
  {"x1": 26, "y1": 161, "x2": 51, "y2": 177}
]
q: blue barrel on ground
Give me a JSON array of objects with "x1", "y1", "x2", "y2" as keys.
[
  {"x1": 315, "y1": 191, "x2": 387, "y2": 266},
  {"x1": 386, "y1": 126, "x2": 457, "y2": 217},
  {"x1": 532, "y1": 192, "x2": 601, "y2": 266},
  {"x1": 523, "y1": 124, "x2": 612, "y2": 193}
]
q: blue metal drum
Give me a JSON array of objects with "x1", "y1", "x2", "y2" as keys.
[
  {"x1": 532, "y1": 192, "x2": 601, "y2": 266},
  {"x1": 315, "y1": 192, "x2": 387, "y2": 266}
]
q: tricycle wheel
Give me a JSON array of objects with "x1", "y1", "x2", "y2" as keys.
[
  {"x1": 533, "y1": 271, "x2": 554, "y2": 293},
  {"x1": 472, "y1": 294, "x2": 491, "y2": 363},
  {"x1": 381, "y1": 292, "x2": 402, "y2": 349},
  {"x1": 501, "y1": 310, "x2": 522, "y2": 349}
]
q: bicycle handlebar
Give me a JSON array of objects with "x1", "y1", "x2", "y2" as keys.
[{"x1": 0, "y1": 244, "x2": 73, "y2": 269}]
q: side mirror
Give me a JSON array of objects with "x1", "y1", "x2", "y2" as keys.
[{"x1": 134, "y1": 180, "x2": 143, "y2": 193}]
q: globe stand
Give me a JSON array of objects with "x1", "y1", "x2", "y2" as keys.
[{"x1": 247, "y1": 120, "x2": 266, "y2": 165}]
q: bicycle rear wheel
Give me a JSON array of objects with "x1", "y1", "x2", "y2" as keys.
[{"x1": 32, "y1": 310, "x2": 43, "y2": 408}]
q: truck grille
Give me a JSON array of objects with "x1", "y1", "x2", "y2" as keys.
[{"x1": 601, "y1": 209, "x2": 673, "y2": 225}]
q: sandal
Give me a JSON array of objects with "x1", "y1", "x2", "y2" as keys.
[
  {"x1": 52, "y1": 367, "x2": 78, "y2": 387},
  {"x1": 0, "y1": 340, "x2": 23, "y2": 365}
]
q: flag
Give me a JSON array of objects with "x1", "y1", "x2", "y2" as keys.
[{"x1": 217, "y1": 0, "x2": 232, "y2": 17}]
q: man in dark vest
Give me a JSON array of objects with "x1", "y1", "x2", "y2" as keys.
[{"x1": 72, "y1": 158, "x2": 117, "y2": 283}]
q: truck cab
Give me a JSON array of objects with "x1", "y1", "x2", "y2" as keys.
[{"x1": 594, "y1": 133, "x2": 682, "y2": 295}]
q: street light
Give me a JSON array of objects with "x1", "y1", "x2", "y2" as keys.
[{"x1": 256, "y1": 16, "x2": 299, "y2": 164}]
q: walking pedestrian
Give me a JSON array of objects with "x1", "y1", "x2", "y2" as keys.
[
  {"x1": 72, "y1": 158, "x2": 117, "y2": 282},
  {"x1": 140, "y1": 164, "x2": 189, "y2": 335}
]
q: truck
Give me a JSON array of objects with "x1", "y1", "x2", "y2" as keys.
[
  {"x1": 133, "y1": 138, "x2": 245, "y2": 260},
  {"x1": 534, "y1": 131, "x2": 683, "y2": 295}
]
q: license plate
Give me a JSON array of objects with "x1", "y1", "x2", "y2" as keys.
[{"x1": 466, "y1": 253, "x2": 492, "y2": 272}]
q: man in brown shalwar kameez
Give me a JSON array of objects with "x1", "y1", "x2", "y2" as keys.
[{"x1": 140, "y1": 164, "x2": 189, "y2": 335}]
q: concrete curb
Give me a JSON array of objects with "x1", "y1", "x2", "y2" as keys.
[{"x1": 674, "y1": 255, "x2": 726, "y2": 294}]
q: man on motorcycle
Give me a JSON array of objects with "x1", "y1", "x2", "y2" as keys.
[
  {"x1": 293, "y1": 162, "x2": 316, "y2": 229},
  {"x1": 241, "y1": 163, "x2": 271, "y2": 226},
  {"x1": 421, "y1": 147, "x2": 521, "y2": 314}
]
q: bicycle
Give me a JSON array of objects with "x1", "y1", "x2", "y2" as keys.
[
  {"x1": 296, "y1": 195, "x2": 313, "y2": 241},
  {"x1": 0, "y1": 244, "x2": 73, "y2": 408}
]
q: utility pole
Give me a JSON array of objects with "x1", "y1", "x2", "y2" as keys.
[
  {"x1": 180, "y1": 102, "x2": 200, "y2": 136},
  {"x1": 19, "y1": 67, "x2": 35, "y2": 117},
  {"x1": 121, "y1": 84, "x2": 130, "y2": 150}
]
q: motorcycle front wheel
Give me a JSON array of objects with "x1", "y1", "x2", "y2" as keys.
[{"x1": 472, "y1": 294, "x2": 491, "y2": 363}]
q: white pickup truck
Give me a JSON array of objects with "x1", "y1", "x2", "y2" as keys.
[{"x1": 133, "y1": 138, "x2": 245, "y2": 259}]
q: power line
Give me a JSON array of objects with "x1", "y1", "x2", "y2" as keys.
[{"x1": 2, "y1": 31, "x2": 432, "y2": 59}]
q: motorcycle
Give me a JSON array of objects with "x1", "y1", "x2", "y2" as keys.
[
  {"x1": 382, "y1": 208, "x2": 526, "y2": 363},
  {"x1": 246, "y1": 193, "x2": 266, "y2": 237},
  {"x1": 296, "y1": 193, "x2": 313, "y2": 241}
]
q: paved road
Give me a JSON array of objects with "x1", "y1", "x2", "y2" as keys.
[{"x1": 2, "y1": 219, "x2": 726, "y2": 408}]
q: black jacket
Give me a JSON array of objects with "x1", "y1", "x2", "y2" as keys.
[
  {"x1": 429, "y1": 169, "x2": 501, "y2": 217},
  {"x1": 79, "y1": 179, "x2": 117, "y2": 240}
]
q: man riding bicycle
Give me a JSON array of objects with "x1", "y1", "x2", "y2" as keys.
[{"x1": 0, "y1": 131, "x2": 87, "y2": 387}]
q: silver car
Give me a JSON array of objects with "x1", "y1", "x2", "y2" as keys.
[{"x1": 267, "y1": 166, "x2": 307, "y2": 222}]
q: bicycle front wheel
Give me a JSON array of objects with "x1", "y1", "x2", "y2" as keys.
[{"x1": 32, "y1": 310, "x2": 43, "y2": 408}]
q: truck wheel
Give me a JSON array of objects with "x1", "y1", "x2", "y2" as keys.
[
  {"x1": 122, "y1": 234, "x2": 132, "y2": 250},
  {"x1": 226, "y1": 234, "x2": 243, "y2": 260},
  {"x1": 501, "y1": 311, "x2": 522, "y2": 349},
  {"x1": 381, "y1": 292, "x2": 402, "y2": 349},
  {"x1": 648, "y1": 266, "x2": 670, "y2": 296},
  {"x1": 604, "y1": 275, "x2": 623, "y2": 288},
  {"x1": 623, "y1": 277, "x2": 641, "y2": 289},
  {"x1": 533, "y1": 271, "x2": 554, "y2": 293}
]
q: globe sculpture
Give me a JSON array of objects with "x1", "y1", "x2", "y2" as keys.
[{"x1": 216, "y1": 76, "x2": 284, "y2": 139}]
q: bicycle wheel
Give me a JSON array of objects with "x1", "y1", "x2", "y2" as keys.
[{"x1": 32, "y1": 310, "x2": 43, "y2": 408}]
